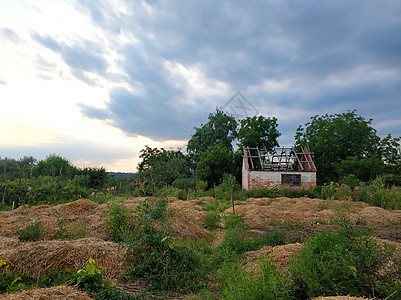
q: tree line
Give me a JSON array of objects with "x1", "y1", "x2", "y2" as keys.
[
  {"x1": 136, "y1": 109, "x2": 401, "y2": 190},
  {"x1": 0, "y1": 154, "x2": 121, "y2": 207}
]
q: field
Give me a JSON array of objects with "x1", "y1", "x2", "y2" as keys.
[{"x1": 1, "y1": 195, "x2": 401, "y2": 299}]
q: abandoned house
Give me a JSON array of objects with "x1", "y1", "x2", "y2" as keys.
[{"x1": 242, "y1": 146, "x2": 317, "y2": 190}]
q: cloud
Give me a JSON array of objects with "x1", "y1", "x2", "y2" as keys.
[
  {"x1": 36, "y1": 74, "x2": 53, "y2": 80},
  {"x1": 35, "y1": 0, "x2": 401, "y2": 142},
  {"x1": 31, "y1": 32, "x2": 109, "y2": 84},
  {"x1": 0, "y1": 79, "x2": 7, "y2": 85},
  {"x1": 0, "y1": 28, "x2": 23, "y2": 43}
]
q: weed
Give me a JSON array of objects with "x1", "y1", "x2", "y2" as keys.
[
  {"x1": 104, "y1": 200, "x2": 133, "y2": 242},
  {"x1": 219, "y1": 215, "x2": 286, "y2": 255},
  {"x1": 123, "y1": 198, "x2": 204, "y2": 293},
  {"x1": 218, "y1": 254, "x2": 292, "y2": 300},
  {"x1": 73, "y1": 219, "x2": 88, "y2": 239},
  {"x1": 201, "y1": 199, "x2": 218, "y2": 212},
  {"x1": 18, "y1": 220, "x2": 46, "y2": 242},
  {"x1": 75, "y1": 258, "x2": 103, "y2": 293},
  {"x1": 204, "y1": 211, "x2": 221, "y2": 230},
  {"x1": 290, "y1": 226, "x2": 400, "y2": 299},
  {"x1": 55, "y1": 214, "x2": 72, "y2": 240}
]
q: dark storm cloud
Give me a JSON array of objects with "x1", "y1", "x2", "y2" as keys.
[
  {"x1": 73, "y1": 1, "x2": 401, "y2": 141},
  {"x1": 31, "y1": 32, "x2": 109, "y2": 82},
  {"x1": 80, "y1": 86, "x2": 209, "y2": 140},
  {"x1": 77, "y1": 103, "x2": 110, "y2": 120}
]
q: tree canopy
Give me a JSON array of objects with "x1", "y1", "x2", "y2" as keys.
[
  {"x1": 186, "y1": 110, "x2": 281, "y2": 187},
  {"x1": 187, "y1": 109, "x2": 237, "y2": 159},
  {"x1": 136, "y1": 146, "x2": 192, "y2": 189},
  {"x1": 237, "y1": 116, "x2": 280, "y2": 150},
  {"x1": 295, "y1": 110, "x2": 401, "y2": 184}
]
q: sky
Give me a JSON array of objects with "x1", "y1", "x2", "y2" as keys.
[{"x1": 0, "y1": 0, "x2": 400, "y2": 172}]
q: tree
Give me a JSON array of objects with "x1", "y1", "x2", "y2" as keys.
[
  {"x1": 335, "y1": 156, "x2": 385, "y2": 182},
  {"x1": 295, "y1": 111, "x2": 382, "y2": 184},
  {"x1": 379, "y1": 134, "x2": 401, "y2": 165},
  {"x1": 187, "y1": 109, "x2": 237, "y2": 161},
  {"x1": 33, "y1": 154, "x2": 78, "y2": 179},
  {"x1": 196, "y1": 143, "x2": 236, "y2": 188},
  {"x1": 137, "y1": 146, "x2": 192, "y2": 188},
  {"x1": 237, "y1": 116, "x2": 280, "y2": 150},
  {"x1": 78, "y1": 167, "x2": 108, "y2": 189}
]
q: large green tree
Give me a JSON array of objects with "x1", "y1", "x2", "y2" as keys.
[
  {"x1": 33, "y1": 154, "x2": 78, "y2": 179},
  {"x1": 237, "y1": 116, "x2": 280, "y2": 150},
  {"x1": 187, "y1": 109, "x2": 237, "y2": 161},
  {"x1": 137, "y1": 146, "x2": 192, "y2": 189},
  {"x1": 196, "y1": 143, "x2": 236, "y2": 188},
  {"x1": 188, "y1": 109, "x2": 283, "y2": 186},
  {"x1": 295, "y1": 110, "x2": 400, "y2": 184}
]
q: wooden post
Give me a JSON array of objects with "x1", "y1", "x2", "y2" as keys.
[{"x1": 231, "y1": 185, "x2": 235, "y2": 214}]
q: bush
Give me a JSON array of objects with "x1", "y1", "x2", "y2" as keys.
[
  {"x1": 104, "y1": 200, "x2": 133, "y2": 242},
  {"x1": 75, "y1": 258, "x2": 103, "y2": 294},
  {"x1": 290, "y1": 226, "x2": 400, "y2": 299},
  {"x1": 172, "y1": 178, "x2": 196, "y2": 190},
  {"x1": 204, "y1": 211, "x2": 221, "y2": 230},
  {"x1": 243, "y1": 187, "x2": 280, "y2": 199},
  {"x1": 219, "y1": 215, "x2": 287, "y2": 255},
  {"x1": 18, "y1": 220, "x2": 46, "y2": 242},
  {"x1": 122, "y1": 198, "x2": 204, "y2": 293},
  {"x1": 219, "y1": 255, "x2": 292, "y2": 300}
]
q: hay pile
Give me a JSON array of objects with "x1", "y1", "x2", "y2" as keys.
[
  {"x1": 0, "y1": 198, "x2": 213, "y2": 242},
  {"x1": 313, "y1": 297, "x2": 366, "y2": 300},
  {"x1": 224, "y1": 197, "x2": 328, "y2": 226},
  {"x1": 357, "y1": 206, "x2": 401, "y2": 226},
  {"x1": 243, "y1": 243, "x2": 303, "y2": 274},
  {"x1": 0, "y1": 199, "x2": 105, "y2": 240},
  {"x1": 3, "y1": 285, "x2": 92, "y2": 300},
  {"x1": 168, "y1": 199, "x2": 206, "y2": 225},
  {"x1": 170, "y1": 215, "x2": 212, "y2": 240},
  {"x1": 0, "y1": 237, "x2": 20, "y2": 251},
  {"x1": 0, "y1": 238, "x2": 128, "y2": 281},
  {"x1": 223, "y1": 197, "x2": 400, "y2": 227}
]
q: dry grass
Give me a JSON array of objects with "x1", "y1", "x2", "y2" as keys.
[
  {"x1": 170, "y1": 215, "x2": 212, "y2": 240},
  {"x1": 243, "y1": 243, "x2": 303, "y2": 275},
  {"x1": 2, "y1": 285, "x2": 92, "y2": 300},
  {"x1": 0, "y1": 238, "x2": 128, "y2": 281},
  {"x1": 168, "y1": 199, "x2": 206, "y2": 225},
  {"x1": 313, "y1": 297, "x2": 366, "y2": 300},
  {"x1": 0, "y1": 197, "x2": 214, "y2": 242},
  {"x1": 222, "y1": 197, "x2": 401, "y2": 228}
]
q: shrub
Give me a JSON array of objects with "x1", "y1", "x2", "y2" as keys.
[
  {"x1": 204, "y1": 211, "x2": 221, "y2": 230},
  {"x1": 172, "y1": 178, "x2": 196, "y2": 190},
  {"x1": 18, "y1": 220, "x2": 46, "y2": 242},
  {"x1": 290, "y1": 226, "x2": 400, "y2": 299},
  {"x1": 219, "y1": 215, "x2": 286, "y2": 255},
  {"x1": 75, "y1": 258, "x2": 103, "y2": 294},
  {"x1": 219, "y1": 255, "x2": 292, "y2": 300},
  {"x1": 123, "y1": 198, "x2": 203, "y2": 293},
  {"x1": 174, "y1": 188, "x2": 187, "y2": 200},
  {"x1": 243, "y1": 187, "x2": 280, "y2": 199},
  {"x1": 340, "y1": 174, "x2": 362, "y2": 189},
  {"x1": 104, "y1": 200, "x2": 133, "y2": 242}
]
